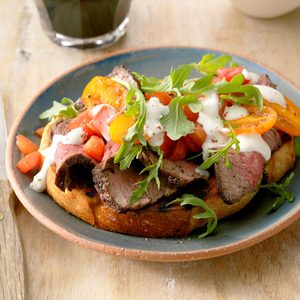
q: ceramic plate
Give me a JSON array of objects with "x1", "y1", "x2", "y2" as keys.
[{"x1": 6, "y1": 47, "x2": 300, "y2": 261}]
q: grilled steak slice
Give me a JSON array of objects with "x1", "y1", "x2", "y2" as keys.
[
  {"x1": 101, "y1": 141, "x2": 120, "y2": 169},
  {"x1": 93, "y1": 164, "x2": 177, "y2": 212},
  {"x1": 262, "y1": 128, "x2": 281, "y2": 152},
  {"x1": 108, "y1": 65, "x2": 139, "y2": 87},
  {"x1": 51, "y1": 119, "x2": 71, "y2": 139},
  {"x1": 214, "y1": 151, "x2": 265, "y2": 204},
  {"x1": 74, "y1": 98, "x2": 86, "y2": 112},
  {"x1": 139, "y1": 150, "x2": 208, "y2": 187},
  {"x1": 257, "y1": 74, "x2": 276, "y2": 88},
  {"x1": 55, "y1": 143, "x2": 96, "y2": 191}
]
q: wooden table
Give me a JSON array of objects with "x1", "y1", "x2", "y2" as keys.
[{"x1": 1, "y1": 0, "x2": 300, "y2": 299}]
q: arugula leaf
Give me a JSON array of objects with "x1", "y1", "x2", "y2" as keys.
[
  {"x1": 39, "y1": 98, "x2": 78, "y2": 120},
  {"x1": 215, "y1": 75, "x2": 263, "y2": 111},
  {"x1": 124, "y1": 86, "x2": 147, "y2": 145},
  {"x1": 133, "y1": 72, "x2": 172, "y2": 93},
  {"x1": 260, "y1": 172, "x2": 295, "y2": 214},
  {"x1": 114, "y1": 142, "x2": 143, "y2": 170},
  {"x1": 200, "y1": 125, "x2": 240, "y2": 170},
  {"x1": 167, "y1": 194, "x2": 217, "y2": 238},
  {"x1": 130, "y1": 148, "x2": 163, "y2": 204},
  {"x1": 295, "y1": 137, "x2": 300, "y2": 156},
  {"x1": 170, "y1": 64, "x2": 194, "y2": 89},
  {"x1": 196, "y1": 54, "x2": 232, "y2": 75},
  {"x1": 160, "y1": 95, "x2": 200, "y2": 140},
  {"x1": 134, "y1": 64, "x2": 195, "y2": 94},
  {"x1": 180, "y1": 74, "x2": 213, "y2": 95}
]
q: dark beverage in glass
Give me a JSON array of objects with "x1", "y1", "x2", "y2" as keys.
[{"x1": 35, "y1": 0, "x2": 131, "y2": 48}]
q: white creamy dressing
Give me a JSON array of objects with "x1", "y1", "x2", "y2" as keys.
[
  {"x1": 254, "y1": 85, "x2": 286, "y2": 108},
  {"x1": 242, "y1": 69, "x2": 260, "y2": 84},
  {"x1": 30, "y1": 128, "x2": 85, "y2": 192},
  {"x1": 223, "y1": 105, "x2": 249, "y2": 120},
  {"x1": 197, "y1": 92, "x2": 230, "y2": 160},
  {"x1": 195, "y1": 167, "x2": 210, "y2": 178},
  {"x1": 235, "y1": 133, "x2": 271, "y2": 161},
  {"x1": 198, "y1": 92, "x2": 272, "y2": 162},
  {"x1": 144, "y1": 97, "x2": 169, "y2": 147},
  {"x1": 89, "y1": 104, "x2": 116, "y2": 141}
]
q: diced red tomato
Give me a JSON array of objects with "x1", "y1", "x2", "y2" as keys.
[
  {"x1": 145, "y1": 92, "x2": 174, "y2": 105},
  {"x1": 68, "y1": 110, "x2": 99, "y2": 139},
  {"x1": 16, "y1": 151, "x2": 42, "y2": 173},
  {"x1": 168, "y1": 138, "x2": 187, "y2": 161},
  {"x1": 183, "y1": 105, "x2": 199, "y2": 122},
  {"x1": 185, "y1": 123, "x2": 206, "y2": 152},
  {"x1": 160, "y1": 134, "x2": 176, "y2": 158},
  {"x1": 83, "y1": 136, "x2": 105, "y2": 161},
  {"x1": 16, "y1": 135, "x2": 38, "y2": 155},
  {"x1": 215, "y1": 67, "x2": 249, "y2": 84},
  {"x1": 35, "y1": 127, "x2": 45, "y2": 138}
]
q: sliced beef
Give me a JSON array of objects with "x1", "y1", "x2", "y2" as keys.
[
  {"x1": 108, "y1": 65, "x2": 139, "y2": 87},
  {"x1": 54, "y1": 143, "x2": 96, "y2": 191},
  {"x1": 139, "y1": 150, "x2": 208, "y2": 187},
  {"x1": 51, "y1": 119, "x2": 71, "y2": 139},
  {"x1": 262, "y1": 128, "x2": 281, "y2": 152},
  {"x1": 101, "y1": 141, "x2": 120, "y2": 169},
  {"x1": 214, "y1": 151, "x2": 265, "y2": 204},
  {"x1": 74, "y1": 98, "x2": 86, "y2": 112},
  {"x1": 257, "y1": 74, "x2": 276, "y2": 88},
  {"x1": 92, "y1": 163, "x2": 177, "y2": 212}
]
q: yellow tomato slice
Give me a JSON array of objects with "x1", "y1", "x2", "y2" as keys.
[
  {"x1": 227, "y1": 106, "x2": 278, "y2": 135},
  {"x1": 82, "y1": 76, "x2": 127, "y2": 110},
  {"x1": 264, "y1": 100, "x2": 300, "y2": 136},
  {"x1": 109, "y1": 114, "x2": 135, "y2": 144},
  {"x1": 285, "y1": 96, "x2": 300, "y2": 117}
]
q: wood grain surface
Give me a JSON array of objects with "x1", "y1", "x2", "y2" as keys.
[
  {"x1": 1, "y1": 0, "x2": 300, "y2": 299},
  {"x1": 0, "y1": 180, "x2": 25, "y2": 300}
]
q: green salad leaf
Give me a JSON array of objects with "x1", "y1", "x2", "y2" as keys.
[
  {"x1": 39, "y1": 98, "x2": 78, "y2": 120},
  {"x1": 160, "y1": 95, "x2": 201, "y2": 141},
  {"x1": 167, "y1": 194, "x2": 218, "y2": 238},
  {"x1": 114, "y1": 142, "x2": 143, "y2": 170},
  {"x1": 130, "y1": 147, "x2": 163, "y2": 204},
  {"x1": 199, "y1": 125, "x2": 240, "y2": 170},
  {"x1": 260, "y1": 172, "x2": 295, "y2": 214},
  {"x1": 196, "y1": 54, "x2": 232, "y2": 75},
  {"x1": 216, "y1": 74, "x2": 263, "y2": 111}
]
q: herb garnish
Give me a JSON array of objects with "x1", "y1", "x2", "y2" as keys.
[
  {"x1": 130, "y1": 147, "x2": 163, "y2": 204},
  {"x1": 167, "y1": 194, "x2": 218, "y2": 238},
  {"x1": 260, "y1": 172, "x2": 295, "y2": 214},
  {"x1": 160, "y1": 95, "x2": 201, "y2": 140},
  {"x1": 39, "y1": 98, "x2": 78, "y2": 120},
  {"x1": 199, "y1": 125, "x2": 240, "y2": 170}
]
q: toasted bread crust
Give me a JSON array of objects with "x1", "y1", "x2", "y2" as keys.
[{"x1": 42, "y1": 121, "x2": 296, "y2": 237}]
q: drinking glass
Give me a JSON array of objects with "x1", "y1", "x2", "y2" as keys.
[{"x1": 35, "y1": 0, "x2": 132, "y2": 48}]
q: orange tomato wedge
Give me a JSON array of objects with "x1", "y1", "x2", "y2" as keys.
[
  {"x1": 16, "y1": 151, "x2": 42, "y2": 173},
  {"x1": 264, "y1": 99, "x2": 300, "y2": 136},
  {"x1": 109, "y1": 114, "x2": 135, "y2": 144},
  {"x1": 81, "y1": 76, "x2": 127, "y2": 110},
  {"x1": 35, "y1": 127, "x2": 45, "y2": 138},
  {"x1": 16, "y1": 135, "x2": 38, "y2": 155},
  {"x1": 227, "y1": 106, "x2": 278, "y2": 135},
  {"x1": 285, "y1": 96, "x2": 300, "y2": 117}
]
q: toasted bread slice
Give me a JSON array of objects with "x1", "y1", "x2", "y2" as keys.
[{"x1": 42, "y1": 121, "x2": 295, "y2": 237}]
